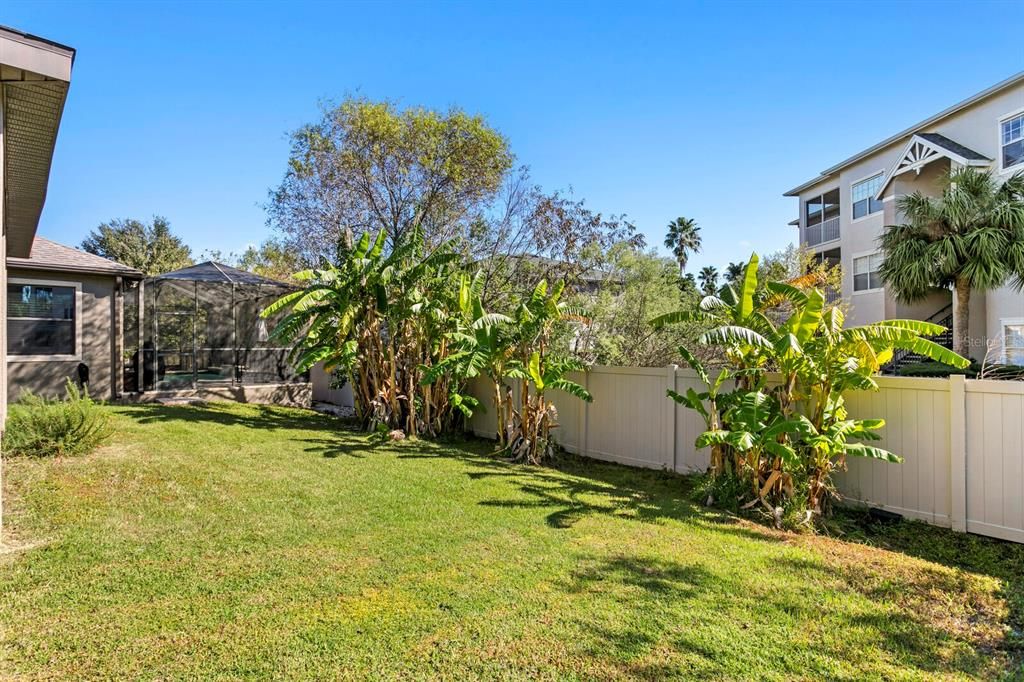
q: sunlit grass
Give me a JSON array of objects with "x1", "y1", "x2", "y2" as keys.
[{"x1": 1, "y1": 402, "x2": 1021, "y2": 680}]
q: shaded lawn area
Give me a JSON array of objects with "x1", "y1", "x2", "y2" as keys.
[{"x1": 1, "y1": 403, "x2": 1022, "y2": 680}]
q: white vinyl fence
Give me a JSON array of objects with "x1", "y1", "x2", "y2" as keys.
[{"x1": 467, "y1": 368, "x2": 1024, "y2": 544}]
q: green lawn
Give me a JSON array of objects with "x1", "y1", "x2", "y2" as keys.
[{"x1": 1, "y1": 402, "x2": 1022, "y2": 680}]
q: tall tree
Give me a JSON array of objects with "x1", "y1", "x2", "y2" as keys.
[
  {"x1": 725, "y1": 261, "x2": 746, "y2": 286},
  {"x1": 698, "y1": 265, "x2": 719, "y2": 295},
  {"x1": 663, "y1": 216, "x2": 702, "y2": 275},
  {"x1": 237, "y1": 238, "x2": 304, "y2": 284},
  {"x1": 81, "y1": 216, "x2": 193, "y2": 275},
  {"x1": 267, "y1": 97, "x2": 514, "y2": 264},
  {"x1": 879, "y1": 168, "x2": 1024, "y2": 357}
]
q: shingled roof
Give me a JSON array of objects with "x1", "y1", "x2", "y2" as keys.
[
  {"x1": 916, "y1": 133, "x2": 990, "y2": 162},
  {"x1": 6, "y1": 237, "x2": 143, "y2": 277}
]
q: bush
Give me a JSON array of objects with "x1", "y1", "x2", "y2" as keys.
[
  {"x1": 898, "y1": 360, "x2": 980, "y2": 378},
  {"x1": 897, "y1": 360, "x2": 1024, "y2": 380},
  {"x1": 3, "y1": 381, "x2": 113, "y2": 458}
]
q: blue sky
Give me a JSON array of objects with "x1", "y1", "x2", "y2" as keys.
[{"x1": 5, "y1": 0, "x2": 1023, "y2": 271}]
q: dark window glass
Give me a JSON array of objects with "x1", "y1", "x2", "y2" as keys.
[
  {"x1": 1004, "y1": 139, "x2": 1024, "y2": 169},
  {"x1": 6, "y1": 283, "x2": 76, "y2": 356},
  {"x1": 853, "y1": 199, "x2": 868, "y2": 220},
  {"x1": 822, "y1": 189, "x2": 840, "y2": 221},
  {"x1": 805, "y1": 197, "x2": 823, "y2": 225}
]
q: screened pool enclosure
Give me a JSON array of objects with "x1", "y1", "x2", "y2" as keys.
[{"x1": 123, "y1": 262, "x2": 307, "y2": 393}]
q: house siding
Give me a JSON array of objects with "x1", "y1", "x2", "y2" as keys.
[{"x1": 6, "y1": 268, "x2": 121, "y2": 402}]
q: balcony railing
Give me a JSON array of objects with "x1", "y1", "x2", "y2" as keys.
[{"x1": 804, "y1": 216, "x2": 840, "y2": 246}]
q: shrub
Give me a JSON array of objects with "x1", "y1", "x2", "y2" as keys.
[
  {"x1": 897, "y1": 361, "x2": 980, "y2": 378},
  {"x1": 3, "y1": 380, "x2": 113, "y2": 458}
]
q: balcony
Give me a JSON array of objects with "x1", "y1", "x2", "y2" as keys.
[{"x1": 804, "y1": 216, "x2": 840, "y2": 247}]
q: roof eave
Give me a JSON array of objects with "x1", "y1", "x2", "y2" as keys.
[
  {"x1": 783, "y1": 70, "x2": 1024, "y2": 198},
  {"x1": 6, "y1": 260, "x2": 144, "y2": 279}
]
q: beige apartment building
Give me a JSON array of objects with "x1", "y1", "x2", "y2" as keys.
[{"x1": 785, "y1": 72, "x2": 1024, "y2": 363}]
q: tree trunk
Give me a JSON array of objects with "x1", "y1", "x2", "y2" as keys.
[{"x1": 953, "y1": 277, "x2": 972, "y2": 359}]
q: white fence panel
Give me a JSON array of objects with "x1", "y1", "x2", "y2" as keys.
[
  {"x1": 464, "y1": 366, "x2": 1024, "y2": 543},
  {"x1": 836, "y1": 377, "x2": 953, "y2": 527},
  {"x1": 965, "y1": 380, "x2": 1024, "y2": 543}
]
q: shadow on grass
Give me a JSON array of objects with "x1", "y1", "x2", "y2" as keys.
[
  {"x1": 461, "y1": 448, "x2": 1024, "y2": 676},
  {"x1": 116, "y1": 402, "x2": 349, "y2": 432}
]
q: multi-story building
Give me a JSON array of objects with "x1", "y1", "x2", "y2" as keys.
[{"x1": 785, "y1": 72, "x2": 1024, "y2": 363}]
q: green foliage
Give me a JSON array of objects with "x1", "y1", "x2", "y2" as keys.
[
  {"x1": 268, "y1": 96, "x2": 514, "y2": 264},
  {"x1": 81, "y1": 216, "x2": 193, "y2": 276},
  {"x1": 264, "y1": 228, "x2": 465, "y2": 436},
  {"x1": 656, "y1": 252, "x2": 970, "y2": 527},
  {"x1": 3, "y1": 381, "x2": 113, "y2": 458},
  {"x1": 420, "y1": 270, "x2": 593, "y2": 463},
  {"x1": 568, "y1": 246, "x2": 706, "y2": 367},
  {"x1": 879, "y1": 168, "x2": 1024, "y2": 356}
]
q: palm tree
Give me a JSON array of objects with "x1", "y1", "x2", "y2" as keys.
[
  {"x1": 878, "y1": 168, "x2": 1024, "y2": 357},
  {"x1": 664, "y1": 217, "x2": 702, "y2": 276},
  {"x1": 698, "y1": 265, "x2": 719, "y2": 296},
  {"x1": 725, "y1": 261, "x2": 746, "y2": 286}
]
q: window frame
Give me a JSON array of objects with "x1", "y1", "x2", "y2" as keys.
[
  {"x1": 850, "y1": 170, "x2": 885, "y2": 222},
  {"x1": 7, "y1": 277, "x2": 83, "y2": 362},
  {"x1": 998, "y1": 107, "x2": 1024, "y2": 174},
  {"x1": 1002, "y1": 317, "x2": 1024, "y2": 366},
  {"x1": 851, "y1": 251, "x2": 884, "y2": 295}
]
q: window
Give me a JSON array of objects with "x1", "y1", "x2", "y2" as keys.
[
  {"x1": 803, "y1": 188, "x2": 841, "y2": 245},
  {"x1": 1003, "y1": 113, "x2": 1024, "y2": 170},
  {"x1": 6, "y1": 281, "x2": 79, "y2": 358},
  {"x1": 1005, "y1": 320, "x2": 1024, "y2": 365},
  {"x1": 853, "y1": 253, "x2": 883, "y2": 292},
  {"x1": 851, "y1": 173, "x2": 884, "y2": 219}
]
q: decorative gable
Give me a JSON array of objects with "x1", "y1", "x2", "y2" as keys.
[{"x1": 875, "y1": 133, "x2": 991, "y2": 199}]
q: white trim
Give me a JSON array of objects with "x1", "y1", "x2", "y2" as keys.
[
  {"x1": 851, "y1": 169, "x2": 886, "y2": 221},
  {"x1": 999, "y1": 317, "x2": 1024, "y2": 365},
  {"x1": 998, "y1": 106, "x2": 1024, "y2": 174},
  {"x1": 875, "y1": 134, "x2": 991, "y2": 200},
  {"x1": 6, "y1": 277, "x2": 83, "y2": 362}
]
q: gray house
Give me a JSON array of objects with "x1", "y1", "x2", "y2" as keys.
[
  {"x1": 6, "y1": 237, "x2": 142, "y2": 402},
  {"x1": 0, "y1": 26, "x2": 76, "y2": 428}
]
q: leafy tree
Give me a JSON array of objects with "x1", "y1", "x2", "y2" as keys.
[
  {"x1": 698, "y1": 265, "x2": 719, "y2": 295},
  {"x1": 472, "y1": 180, "x2": 643, "y2": 310},
  {"x1": 267, "y1": 97, "x2": 514, "y2": 263},
  {"x1": 664, "y1": 216, "x2": 702, "y2": 276},
  {"x1": 570, "y1": 245, "x2": 705, "y2": 366},
  {"x1": 81, "y1": 216, "x2": 192, "y2": 275},
  {"x1": 238, "y1": 239, "x2": 304, "y2": 284},
  {"x1": 879, "y1": 168, "x2": 1024, "y2": 357}
]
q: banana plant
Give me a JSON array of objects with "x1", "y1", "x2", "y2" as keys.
[
  {"x1": 505, "y1": 352, "x2": 592, "y2": 464},
  {"x1": 660, "y1": 251, "x2": 971, "y2": 523},
  {"x1": 263, "y1": 228, "x2": 465, "y2": 436}
]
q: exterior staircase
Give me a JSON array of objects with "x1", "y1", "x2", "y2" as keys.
[{"x1": 883, "y1": 304, "x2": 954, "y2": 375}]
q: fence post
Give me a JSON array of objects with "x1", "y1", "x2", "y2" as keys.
[
  {"x1": 582, "y1": 370, "x2": 590, "y2": 459},
  {"x1": 949, "y1": 374, "x2": 967, "y2": 533},
  {"x1": 666, "y1": 364, "x2": 678, "y2": 472}
]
